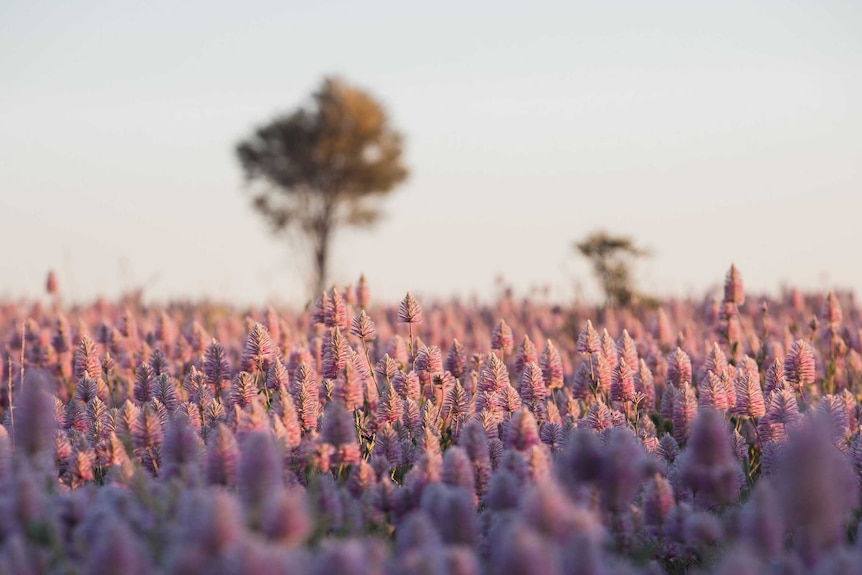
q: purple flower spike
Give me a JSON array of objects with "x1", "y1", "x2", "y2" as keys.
[
  {"x1": 724, "y1": 264, "x2": 745, "y2": 306},
  {"x1": 784, "y1": 339, "x2": 816, "y2": 389},
  {"x1": 398, "y1": 292, "x2": 424, "y2": 324},
  {"x1": 349, "y1": 309, "x2": 377, "y2": 341}
]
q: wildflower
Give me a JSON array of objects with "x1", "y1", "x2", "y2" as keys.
[
  {"x1": 724, "y1": 264, "x2": 745, "y2": 306},
  {"x1": 398, "y1": 292, "x2": 424, "y2": 324},
  {"x1": 784, "y1": 339, "x2": 816, "y2": 388},
  {"x1": 240, "y1": 323, "x2": 277, "y2": 375},
  {"x1": 349, "y1": 309, "x2": 377, "y2": 341},
  {"x1": 491, "y1": 319, "x2": 514, "y2": 356}
]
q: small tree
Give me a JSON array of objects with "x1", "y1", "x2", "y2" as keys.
[
  {"x1": 236, "y1": 77, "x2": 409, "y2": 295},
  {"x1": 575, "y1": 231, "x2": 649, "y2": 307}
]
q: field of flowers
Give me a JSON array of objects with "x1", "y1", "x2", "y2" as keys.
[{"x1": 1, "y1": 266, "x2": 861, "y2": 574}]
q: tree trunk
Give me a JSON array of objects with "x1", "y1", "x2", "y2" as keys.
[{"x1": 312, "y1": 213, "x2": 333, "y2": 297}]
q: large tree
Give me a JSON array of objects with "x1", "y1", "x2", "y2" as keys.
[
  {"x1": 236, "y1": 77, "x2": 408, "y2": 296},
  {"x1": 575, "y1": 231, "x2": 650, "y2": 308}
]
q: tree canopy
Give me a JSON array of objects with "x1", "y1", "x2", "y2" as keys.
[
  {"x1": 236, "y1": 76, "x2": 408, "y2": 295},
  {"x1": 576, "y1": 231, "x2": 650, "y2": 307}
]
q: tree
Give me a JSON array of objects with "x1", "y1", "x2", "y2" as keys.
[
  {"x1": 236, "y1": 77, "x2": 409, "y2": 296},
  {"x1": 575, "y1": 231, "x2": 650, "y2": 307}
]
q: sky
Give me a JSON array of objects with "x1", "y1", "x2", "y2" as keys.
[{"x1": 1, "y1": 0, "x2": 861, "y2": 307}]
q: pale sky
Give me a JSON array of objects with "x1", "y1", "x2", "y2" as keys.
[{"x1": 1, "y1": 1, "x2": 860, "y2": 306}]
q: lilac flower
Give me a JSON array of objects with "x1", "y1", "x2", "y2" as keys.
[
  {"x1": 270, "y1": 389, "x2": 302, "y2": 450},
  {"x1": 666, "y1": 347, "x2": 692, "y2": 387},
  {"x1": 724, "y1": 264, "x2": 745, "y2": 306},
  {"x1": 442, "y1": 378, "x2": 472, "y2": 429},
  {"x1": 349, "y1": 309, "x2": 376, "y2": 341},
  {"x1": 499, "y1": 385, "x2": 522, "y2": 415},
  {"x1": 634, "y1": 359, "x2": 656, "y2": 411},
  {"x1": 290, "y1": 366, "x2": 320, "y2": 434},
  {"x1": 415, "y1": 345, "x2": 443, "y2": 375},
  {"x1": 205, "y1": 423, "x2": 239, "y2": 486},
  {"x1": 420, "y1": 483, "x2": 478, "y2": 546},
  {"x1": 766, "y1": 387, "x2": 800, "y2": 428},
  {"x1": 610, "y1": 358, "x2": 635, "y2": 403},
  {"x1": 699, "y1": 371, "x2": 729, "y2": 412},
  {"x1": 311, "y1": 291, "x2": 329, "y2": 326},
  {"x1": 600, "y1": 328, "x2": 618, "y2": 368},
  {"x1": 479, "y1": 354, "x2": 510, "y2": 394},
  {"x1": 260, "y1": 487, "x2": 311, "y2": 546},
  {"x1": 398, "y1": 292, "x2": 424, "y2": 324},
  {"x1": 584, "y1": 401, "x2": 613, "y2": 433},
  {"x1": 672, "y1": 383, "x2": 698, "y2": 444},
  {"x1": 539, "y1": 340, "x2": 564, "y2": 390},
  {"x1": 64, "y1": 399, "x2": 88, "y2": 433},
  {"x1": 374, "y1": 354, "x2": 399, "y2": 383},
  {"x1": 732, "y1": 368, "x2": 766, "y2": 419},
  {"x1": 387, "y1": 335, "x2": 410, "y2": 368},
  {"x1": 816, "y1": 394, "x2": 850, "y2": 443},
  {"x1": 321, "y1": 403, "x2": 360, "y2": 466},
  {"x1": 485, "y1": 468, "x2": 522, "y2": 512},
  {"x1": 764, "y1": 358, "x2": 786, "y2": 393},
  {"x1": 132, "y1": 362, "x2": 155, "y2": 405},
  {"x1": 773, "y1": 420, "x2": 858, "y2": 564},
  {"x1": 394, "y1": 511, "x2": 441, "y2": 555},
  {"x1": 521, "y1": 478, "x2": 605, "y2": 545},
  {"x1": 154, "y1": 311, "x2": 177, "y2": 345},
  {"x1": 616, "y1": 330, "x2": 639, "y2": 374},
  {"x1": 822, "y1": 291, "x2": 843, "y2": 327},
  {"x1": 161, "y1": 413, "x2": 202, "y2": 484},
  {"x1": 324, "y1": 286, "x2": 348, "y2": 330},
  {"x1": 655, "y1": 307, "x2": 674, "y2": 350},
  {"x1": 177, "y1": 488, "x2": 246, "y2": 558},
  {"x1": 442, "y1": 446, "x2": 476, "y2": 497},
  {"x1": 263, "y1": 360, "x2": 290, "y2": 392},
  {"x1": 74, "y1": 375, "x2": 100, "y2": 405},
  {"x1": 238, "y1": 431, "x2": 283, "y2": 513},
  {"x1": 684, "y1": 510, "x2": 724, "y2": 550},
  {"x1": 152, "y1": 373, "x2": 179, "y2": 412},
  {"x1": 132, "y1": 403, "x2": 163, "y2": 474},
  {"x1": 519, "y1": 362, "x2": 547, "y2": 406},
  {"x1": 784, "y1": 339, "x2": 816, "y2": 388},
  {"x1": 85, "y1": 396, "x2": 110, "y2": 446},
  {"x1": 373, "y1": 423, "x2": 403, "y2": 470},
  {"x1": 703, "y1": 342, "x2": 729, "y2": 380},
  {"x1": 240, "y1": 323, "x2": 278, "y2": 375},
  {"x1": 82, "y1": 516, "x2": 146, "y2": 575},
  {"x1": 643, "y1": 474, "x2": 676, "y2": 536},
  {"x1": 677, "y1": 409, "x2": 741, "y2": 509},
  {"x1": 377, "y1": 381, "x2": 404, "y2": 426},
  {"x1": 203, "y1": 339, "x2": 231, "y2": 391},
  {"x1": 576, "y1": 320, "x2": 601, "y2": 354},
  {"x1": 229, "y1": 371, "x2": 256, "y2": 409},
  {"x1": 739, "y1": 479, "x2": 784, "y2": 558},
  {"x1": 322, "y1": 327, "x2": 349, "y2": 379},
  {"x1": 514, "y1": 335, "x2": 539, "y2": 376},
  {"x1": 504, "y1": 408, "x2": 541, "y2": 451},
  {"x1": 74, "y1": 336, "x2": 102, "y2": 382},
  {"x1": 392, "y1": 370, "x2": 421, "y2": 402},
  {"x1": 490, "y1": 521, "x2": 560, "y2": 575},
  {"x1": 341, "y1": 347, "x2": 372, "y2": 411},
  {"x1": 596, "y1": 428, "x2": 651, "y2": 513},
  {"x1": 445, "y1": 339, "x2": 468, "y2": 379},
  {"x1": 53, "y1": 314, "x2": 72, "y2": 355},
  {"x1": 458, "y1": 419, "x2": 492, "y2": 498},
  {"x1": 491, "y1": 319, "x2": 514, "y2": 355},
  {"x1": 355, "y1": 274, "x2": 370, "y2": 309},
  {"x1": 148, "y1": 347, "x2": 169, "y2": 376},
  {"x1": 66, "y1": 442, "x2": 95, "y2": 487}
]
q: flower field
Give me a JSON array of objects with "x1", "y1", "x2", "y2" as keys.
[{"x1": 1, "y1": 267, "x2": 861, "y2": 574}]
